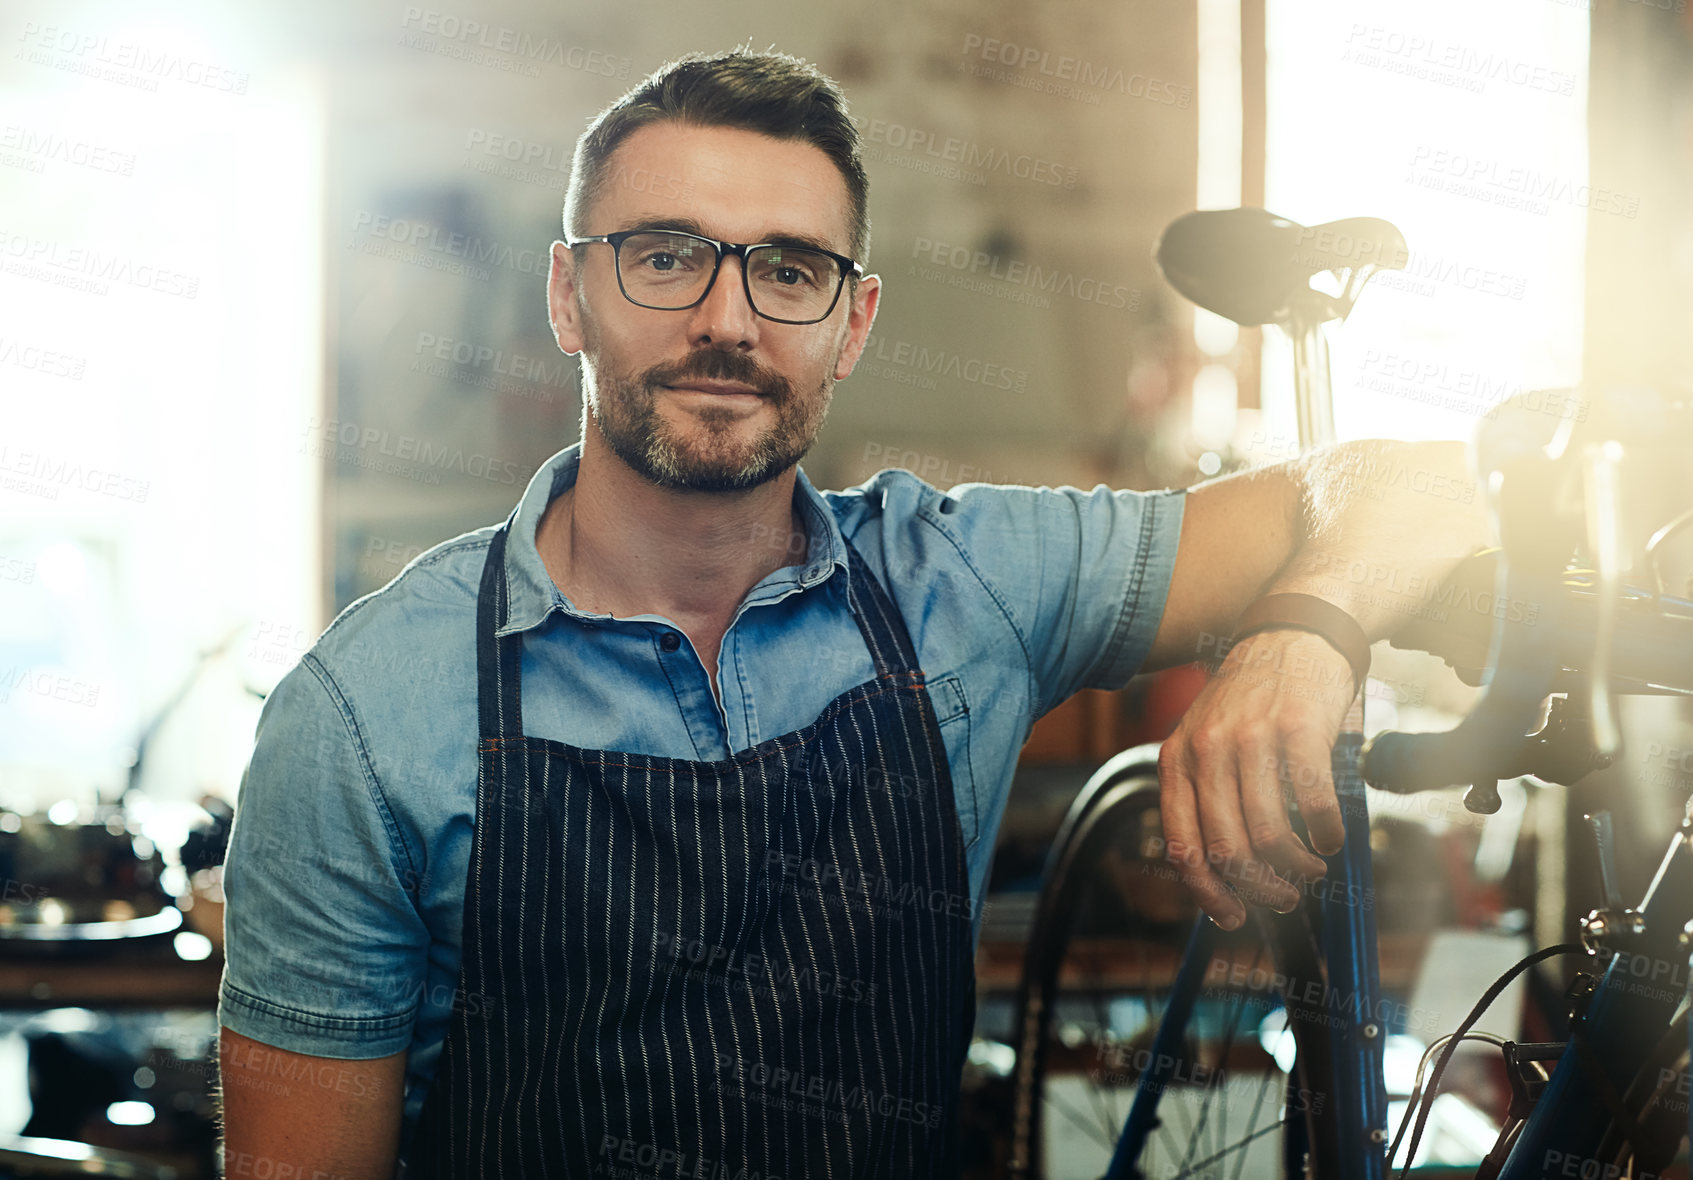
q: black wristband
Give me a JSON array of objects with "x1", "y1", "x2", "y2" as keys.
[{"x1": 1231, "y1": 592, "x2": 1371, "y2": 694}]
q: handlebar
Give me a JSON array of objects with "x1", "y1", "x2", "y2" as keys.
[{"x1": 1360, "y1": 388, "x2": 1693, "y2": 798}]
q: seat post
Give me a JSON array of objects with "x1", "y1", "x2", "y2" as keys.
[{"x1": 1288, "y1": 304, "x2": 1337, "y2": 451}]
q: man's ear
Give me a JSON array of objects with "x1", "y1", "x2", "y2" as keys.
[
  {"x1": 547, "y1": 241, "x2": 585, "y2": 355},
  {"x1": 832, "y1": 273, "x2": 881, "y2": 382}
]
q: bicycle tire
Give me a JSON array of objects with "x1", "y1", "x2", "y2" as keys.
[{"x1": 1007, "y1": 744, "x2": 1341, "y2": 1180}]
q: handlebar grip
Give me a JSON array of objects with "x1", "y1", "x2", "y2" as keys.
[
  {"x1": 1358, "y1": 731, "x2": 1440, "y2": 794},
  {"x1": 1359, "y1": 730, "x2": 1485, "y2": 795}
]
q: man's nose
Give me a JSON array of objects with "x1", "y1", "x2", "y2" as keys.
[{"x1": 686, "y1": 252, "x2": 761, "y2": 349}]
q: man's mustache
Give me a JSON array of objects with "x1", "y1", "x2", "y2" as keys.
[{"x1": 642, "y1": 352, "x2": 790, "y2": 401}]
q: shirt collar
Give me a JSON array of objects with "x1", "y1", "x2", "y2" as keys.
[{"x1": 498, "y1": 442, "x2": 850, "y2": 636}]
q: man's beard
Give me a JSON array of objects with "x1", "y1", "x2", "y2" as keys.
[{"x1": 586, "y1": 348, "x2": 831, "y2": 492}]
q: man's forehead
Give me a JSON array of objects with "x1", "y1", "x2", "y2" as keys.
[{"x1": 593, "y1": 121, "x2": 855, "y2": 253}]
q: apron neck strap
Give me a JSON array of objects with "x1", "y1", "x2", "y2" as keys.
[
  {"x1": 476, "y1": 511, "x2": 525, "y2": 742},
  {"x1": 840, "y1": 538, "x2": 923, "y2": 680}
]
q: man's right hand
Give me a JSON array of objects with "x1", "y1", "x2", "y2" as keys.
[{"x1": 219, "y1": 1025, "x2": 408, "y2": 1179}]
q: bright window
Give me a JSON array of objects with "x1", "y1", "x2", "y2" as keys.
[{"x1": 1260, "y1": 0, "x2": 1590, "y2": 446}]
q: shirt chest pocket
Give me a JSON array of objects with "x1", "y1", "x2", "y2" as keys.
[{"x1": 928, "y1": 674, "x2": 980, "y2": 852}]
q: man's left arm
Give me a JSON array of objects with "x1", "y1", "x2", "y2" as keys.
[{"x1": 1142, "y1": 439, "x2": 1490, "y2": 929}]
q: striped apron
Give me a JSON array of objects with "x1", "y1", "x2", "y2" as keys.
[{"x1": 406, "y1": 516, "x2": 978, "y2": 1177}]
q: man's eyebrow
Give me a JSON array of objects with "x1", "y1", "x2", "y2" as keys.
[{"x1": 614, "y1": 218, "x2": 846, "y2": 257}]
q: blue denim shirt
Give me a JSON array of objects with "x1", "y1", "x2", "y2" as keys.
[{"x1": 217, "y1": 442, "x2": 1185, "y2": 1146}]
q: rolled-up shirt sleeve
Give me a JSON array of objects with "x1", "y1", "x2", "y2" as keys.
[
  {"x1": 218, "y1": 653, "x2": 429, "y2": 1058},
  {"x1": 936, "y1": 480, "x2": 1187, "y2": 720}
]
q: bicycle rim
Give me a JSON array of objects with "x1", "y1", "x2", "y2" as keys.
[{"x1": 1008, "y1": 745, "x2": 1338, "y2": 1180}]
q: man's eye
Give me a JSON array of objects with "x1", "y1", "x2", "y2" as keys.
[
  {"x1": 758, "y1": 262, "x2": 819, "y2": 288},
  {"x1": 642, "y1": 252, "x2": 679, "y2": 271}
]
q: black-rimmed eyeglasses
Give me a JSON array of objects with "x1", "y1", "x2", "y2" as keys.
[{"x1": 564, "y1": 229, "x2": 864, "y2": 325}]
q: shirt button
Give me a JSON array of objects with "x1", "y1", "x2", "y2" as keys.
[{"x1": 659, "y1": 632, "x2": 681, "y2": 652}]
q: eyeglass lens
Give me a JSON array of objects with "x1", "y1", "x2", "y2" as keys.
[{"x1": 616, "y1": 232, "x2": 840, "y2": 321}]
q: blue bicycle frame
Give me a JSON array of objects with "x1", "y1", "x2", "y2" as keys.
[{"x1": 1107, "y1": 735, "x2": 1389, "y2": 1180}]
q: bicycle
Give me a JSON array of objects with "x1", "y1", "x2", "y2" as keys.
[{"x1": 1000, "y1": 207, "x2": 1693, "y2": 1180}]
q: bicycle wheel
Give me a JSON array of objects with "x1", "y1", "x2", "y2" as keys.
[{"x1": 1008, "y1": 744, "x2": 1339, "y2": 1180}]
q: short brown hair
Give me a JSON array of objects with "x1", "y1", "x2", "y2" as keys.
[{"x1": 561, "y1": 46, "x2": 870, "y2": 263}]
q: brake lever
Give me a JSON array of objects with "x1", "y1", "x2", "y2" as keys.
[{"x1": 1361, "y1": 442, "x2": 1572, "y2": 795}]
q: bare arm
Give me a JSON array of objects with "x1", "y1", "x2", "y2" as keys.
[
  {"x1": 219, "y1": 1025, "x2": 408, "y2": 1179},
  {"x1": 1146, "y1": 439, "x2": 1490, "y2": 927},
  {"x1": 1144, "y1": 438, "x2": 1488, "y2": 671}
]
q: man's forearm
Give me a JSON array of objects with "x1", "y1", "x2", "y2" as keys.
[
  {"x1": 1266, "y1": 440, "x2": 1492, "y2": 642},
  {"x1": 1152, "y1": 438, "x2": 1493, "y2": 924}
]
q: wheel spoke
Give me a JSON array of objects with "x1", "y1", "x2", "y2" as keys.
[
  {"x1": 1230, "y1": 1055, "x2": 1280, "y2": 1180},
  {"x1": 1014, "y1": 777, "x2": 1326, "y2": 1179},
  {"x1": 1169, "y1": 1113, "x2": 1291, "y2": 1180},
  {"x1": 1090, "y1": 974, "x2": 1122, "y2": 1136},
  {"x1": 1137, "y1": 938, "x2": 1196, "y2": 1145},
  {"x1": 1181, "y1": 938, "x2": 1266, "y2": 1176},
  {"x1": 1048, "y1": 1084, "x2": 1119, "y2": 1151}
]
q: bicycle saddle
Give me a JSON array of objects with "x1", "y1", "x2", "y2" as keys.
[{"x1": 1154, "y1": 208, "x2": 1408, "y2": 327}]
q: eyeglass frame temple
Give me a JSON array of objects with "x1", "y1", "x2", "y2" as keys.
[{"x1": 562, "y1": 229, "x2": 865, "y2": 324}]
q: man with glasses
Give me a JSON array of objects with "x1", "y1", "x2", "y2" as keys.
[{"x1": 218, "y1": 46, "x2": 1488, "y2": 1177}]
